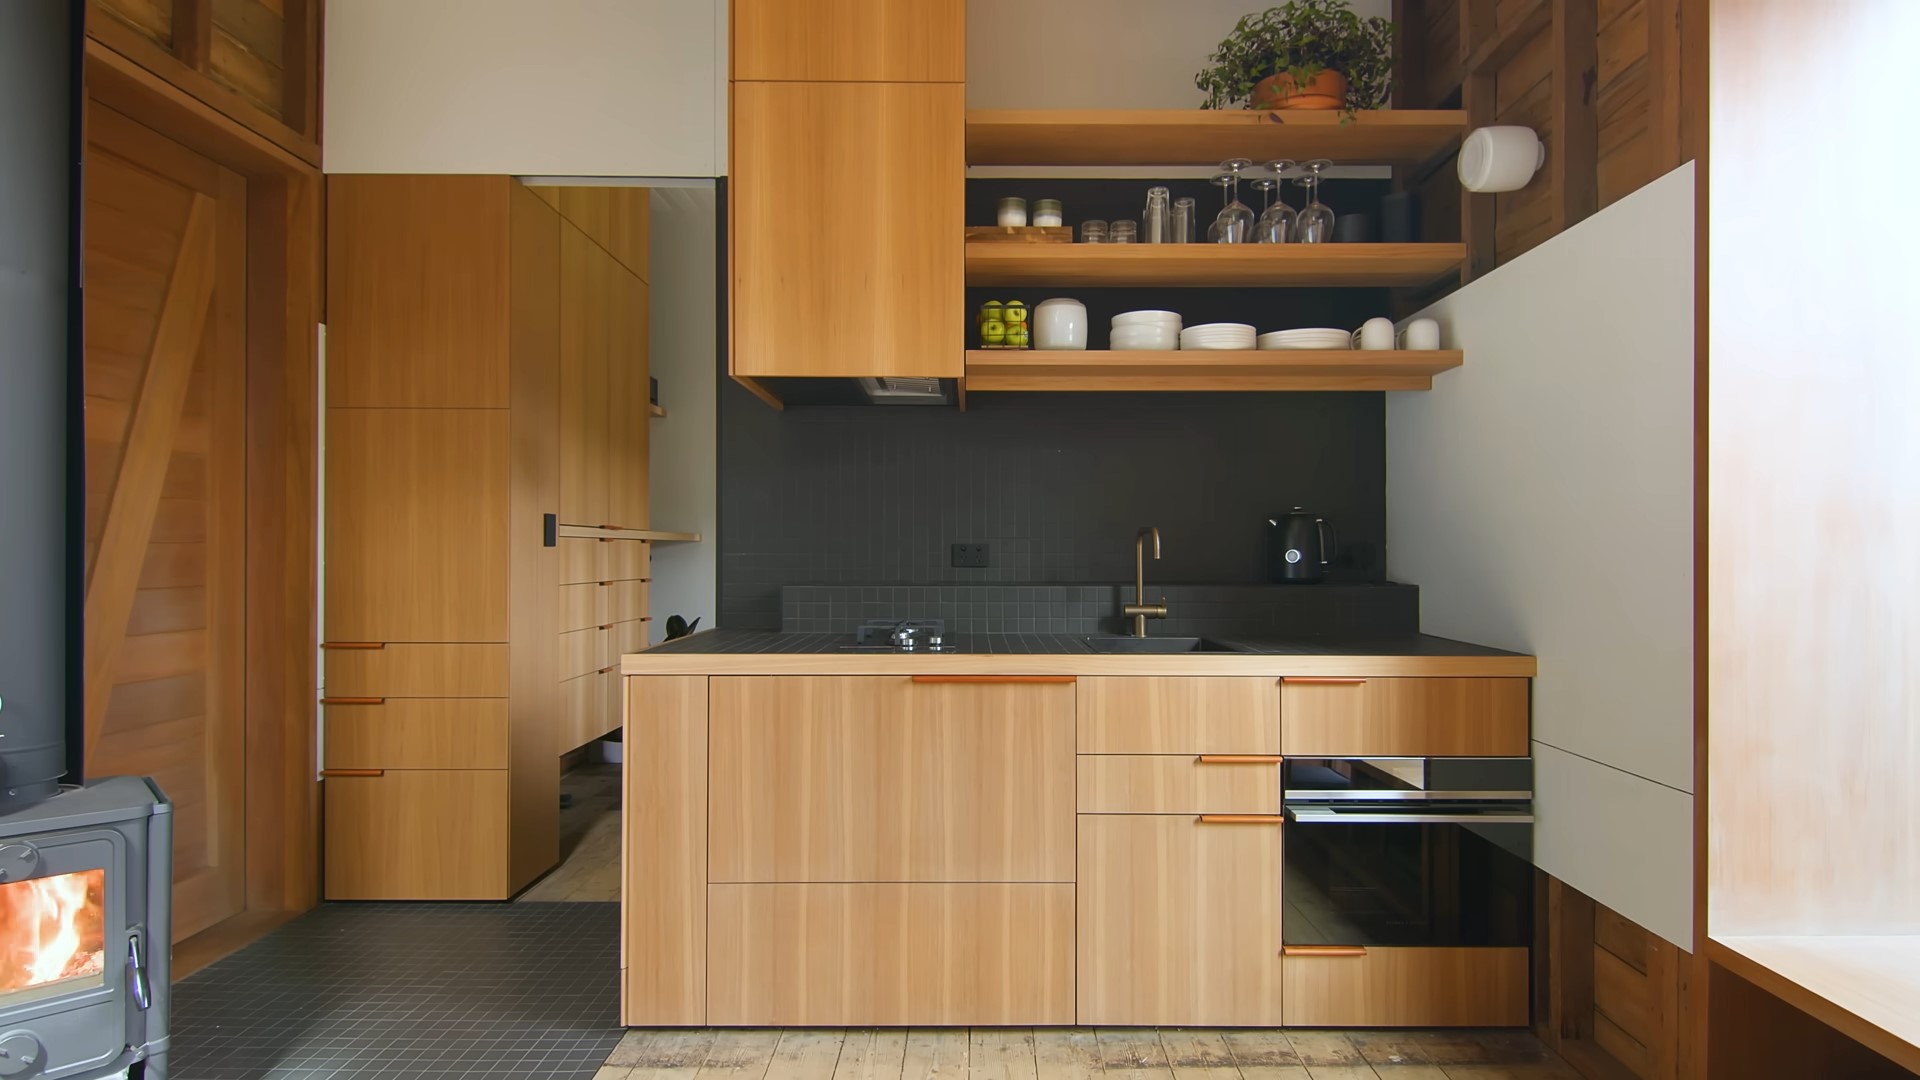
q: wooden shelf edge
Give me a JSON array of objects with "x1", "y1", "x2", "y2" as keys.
[
  {"x1": 963, "y1": 242, "x2": 1469, "y2": 288},
  {"x1": 965, "y1": 108, "x2": 1469, "y2": 168},
  {"x1": 648, "y1": 402, "x2": 667, "y2": 418},
  {"x1": 555, "y1": 525, "x2": 702, "y2": 542},
  {"x1": 1708, "y1": 935, "x2": 1920, "y2": 1077},
  {"x1": 963, "y1": 349, "x2": 1461, "y2": 392}
]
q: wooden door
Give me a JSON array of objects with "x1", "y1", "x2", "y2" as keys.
[
  {"x1": 1077, "y1": 814, "x2": 1284, "y2": 1025},
  {"x1": 82, "y1": 106, "x2": 249, "y2": 940},
  {"x1": 558, "y1": 222, "x2": 611, "y2": 525},
  {"x1": 732, "y1": 82, "x2": 963, "y2": 378}
]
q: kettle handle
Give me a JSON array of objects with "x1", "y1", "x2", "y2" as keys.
[{"x1": 1316, "y1": 518, "x2": 1338, "y2": 566}]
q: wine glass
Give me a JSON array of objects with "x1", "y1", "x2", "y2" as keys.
[
  {"x1": 1291, "y1": 159, "x2": 1336, "y2": 243},
  {"x1": 1209, "y1": 158, "x2": 1256, "y2": 244},
  {"x1": 1254, "y1": 159, "x2": 1298, "y2": 243}
]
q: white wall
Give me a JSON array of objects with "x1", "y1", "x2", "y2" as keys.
[
  {"x1": 645, "y1": 188, "x2": 719, "y2": 642},
  {"x1": 1387, "y1": 163, "x2": 1696, "y2": 948},
  {"x1": 967, "y1": 0, "x2": 1391, "y2": 109},
  {"x1": 324, "y1": 0, "x2": 726, "y2": 176}
]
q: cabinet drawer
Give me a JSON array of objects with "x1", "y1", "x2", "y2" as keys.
[
  {"x1": 1281, "y1": 946, "x2": 1529, "y2": 1027},
  {"x1": 1280, "y1": 677, "x2": 1530, "y2": 757},
  {"x1": 558, "y1": 538, "x2": 605, "y2": 585},
  {"x1": 1078, "y1": 677, "x2": 1278, "y2": 754},
  {"x1": 560, "y1": 626, "x2": 612, "y2": 681},
  {"x1": 707, "y1": 883, "x2": 1074, "y2": 1026},
  {"x1": 559, "y1": 582, "x2": 609, "y2": 632},
  {"x1": 607, "y1": 618, "x2": 650, "y2": 667},
  {"x1": 323, "y1": 698, "x2": 508, "y2": 770},
  {"x1": 560, "y1": 670, "x2": 619, "y2": 754},
  {"x1": 1078, "y1": 814, "x2": 1283, "y2": 1026},
  {"x1": 606, "y1": 538, "x2": 650, "y2": 581},
  {"x1": 1077, "y1": 754, "x2": 1281, "y2": 815},
  {"x1": 324, "y1": 769, "x2": 508, "y2": 900},
  {"x1": 323, "y1": 642, "x2": 508, "y2": 697},
  {"x1": 608, "y1": 579, "x2": 649, "y2": 622},
  {"x1": 709, "y1": 676, "x2": 1075, "y2": 882}
]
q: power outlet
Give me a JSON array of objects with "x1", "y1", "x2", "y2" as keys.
[{"x1": 950, "y1": 542, "x2": 991, "y2": 568}]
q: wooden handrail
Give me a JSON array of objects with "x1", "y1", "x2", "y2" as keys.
[
  {"x1": 1283, "y1": 945, "x2": 1369, "y2": 957},
  {"x1": 909, "y1": 675, "x2": 1077, "y2": 684},
  {"x1": 1197, "y1": 814, "x2": 1285, "y2": 825},
  {"x1": 1197, "y1": 755, "x2": 1284, "y2": 764},
  {"x1": 319, "y1": 696, "x2": 384, "y2": 706}
]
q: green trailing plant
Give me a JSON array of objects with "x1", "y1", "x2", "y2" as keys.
[{"x1": 1195, "y1": 0, "x2": 1395, "y2": 112}]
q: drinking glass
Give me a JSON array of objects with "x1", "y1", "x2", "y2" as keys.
[
  {"x1": 1255, "y1": 160, "x2": 1298, "y2": 243},
  {"x1": 1142, "y1": 186, "x2": 1171, "y2": 243},
  {"x1": 1110, "y1": 220, "x2": 1138, "y2": 244},
  {"x1": 1291, "y1": 159, "x2": 1336, "y2": 243},
  {"x1": 1172, "y1": 197, "x2": 1198, "y2": 243},
  {"x1": 1209, "y1": 158, "x2": 1256, "y2": 243}
]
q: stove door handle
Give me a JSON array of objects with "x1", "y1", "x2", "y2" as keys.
[{"x1": 127, "y1": 931, "x2": 151, "y2": 1010}]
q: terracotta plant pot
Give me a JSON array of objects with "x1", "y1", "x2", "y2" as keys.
[{"x1": 1251, "y1": 68, "x2": 1348, "y2": 110}]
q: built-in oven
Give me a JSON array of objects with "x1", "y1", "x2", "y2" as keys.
[{"x1": 1283, "y1": 756, "x2": 1534, "y2": 950}]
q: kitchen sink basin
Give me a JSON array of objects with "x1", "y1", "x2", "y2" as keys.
[{"x1": 1082, "y1": 636, "x2": 1247, "y2": 654}]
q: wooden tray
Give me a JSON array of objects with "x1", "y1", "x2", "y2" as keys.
[{"x1": 965, "y1": 225, "x2": 1073, "y2": 244}]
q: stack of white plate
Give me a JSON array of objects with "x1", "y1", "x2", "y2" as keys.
[
  {"x1": 1109, "y1": 310, "x2": 1182, "y2": 351},
  {"x1": 1257, "y1": 327, "x2": 1353, "y2": 351},
  {"x1": 1179, "y1": 323, "x2": 1257, "y2": 351}
]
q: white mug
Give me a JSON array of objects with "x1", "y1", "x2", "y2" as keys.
[
  {"x1": 1399, "y1": 318, "x2": 1441, "y2": 351},
  {"x1": 1352, "y1": 317, "x2": 1395, "y2": 351}
]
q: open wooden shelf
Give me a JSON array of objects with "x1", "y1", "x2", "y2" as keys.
[
  {"x1": 966, "y1": 109, "x2": 1469, "y2": 168},
  {"x1": 1710, "y1": 936, "x2": 1920, "y2": 1076},
  {"x1": 966, "y1": 242, "x2": 1467, "y2": 288},
  {"x1": 964, "y1": 349, "x2": 1463, "y2": 392},
  {"x1": 648, "y1": 402, "x2": 667, "y2": 417},
  {"x1": 556, "y1": 525, "x2": 702, "y2": 542}
]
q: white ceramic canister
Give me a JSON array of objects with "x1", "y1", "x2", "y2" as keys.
[
  {"x1": 1400, "y1": 317, "x2": 1442, "y2": 350},
  {"x1": 1352, "y1": 317, "x2": 1396, "y2": 351},
  {"x1": 1032, "y1": 298, "x2": 1089, "y2": 350}
]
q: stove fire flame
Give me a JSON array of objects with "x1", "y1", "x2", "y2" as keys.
[{"x1": 0, "y1": 868, "x2": 106, "y2": 994}]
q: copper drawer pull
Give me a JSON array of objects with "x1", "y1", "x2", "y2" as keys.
[
  {"x1": 1197, "y1": 755, "x2": 1283, "y2": 764},
  {"x1": 1281, "y1": 676, "x2": 1367, "y2": 684},
  {"x1": 321, "y1": 642, "x2": 385, "y2": 650},
  {"x1": 599, "y1": 665, "x2": 617, "y2": 675},
  {"x1": 320, "y1": 697, "x2": 384, "y2": 706},
  {"x1": 599, "y1": 623, "x2": 614, "y2": 631},
  {"x1": 910, "y1": 675, "x2": 1077, "y2": 684},
  {"x1": 1284, "y1": 945, "x2": 1369, "y2": 957},
  {"x1": 1197, "y1": 814, "x2": 1285, "y2": 825},
  {"x1": 321, "y1": 769, "x2": 384, "y2": 778},
  {"x1": 598, "y1": 581, "x2": 611, "y2": 587}
]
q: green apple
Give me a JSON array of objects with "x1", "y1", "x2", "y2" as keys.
[{"x1": 981, "y1": 319, "x2": 1006, "y2": 345}]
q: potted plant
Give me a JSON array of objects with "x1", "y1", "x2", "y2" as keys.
[{"x1": 1195, "y1": 0, "x2": 1395, "y2": 113}]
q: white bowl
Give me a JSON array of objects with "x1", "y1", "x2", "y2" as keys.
[
  {"x1": 1109, "y1": 325, "x2": 1180, "y2": 351},
  {"x1": 1186, "y1": 322, "x2": 1256, "y2": 335},
  {"x1": 1112, "y1": 309, "x2": 1183, "y2": 329}
]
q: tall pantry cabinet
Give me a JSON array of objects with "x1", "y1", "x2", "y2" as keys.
[{"x1": 323, "y1": 176, "x2": 651, "y2": 900}]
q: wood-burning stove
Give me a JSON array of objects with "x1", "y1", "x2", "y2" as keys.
[{"x1": 0, "y1": 778, "x2": 170, "y2": 1079}]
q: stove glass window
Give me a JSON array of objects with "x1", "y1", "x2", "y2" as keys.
[{"x1": 0, "y1": 868, "x2": 108, "y2": 1002}]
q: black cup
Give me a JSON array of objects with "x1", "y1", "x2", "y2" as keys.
[
  {"x1": 1333, "y1": 213, "x2": 1376, "y2": 243},
  {"x1": 1381, "y1": 192, "x2": 1420, "y2": 243}
]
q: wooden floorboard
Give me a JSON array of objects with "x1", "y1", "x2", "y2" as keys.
[{"x1": 596, "y1": 1031, "x2": 1579, "y2": 1080}]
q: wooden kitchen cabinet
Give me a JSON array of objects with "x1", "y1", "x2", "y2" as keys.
[
  {"x1": 624, "y1": 675, "x2": 708, "y2": 1026},
  {"x1": 559, "y1": 222, "x2": 611, "y2": 526},
  {"x1": 1077, "y1": 813, "x2": 1284, "y2": 1026},
  {"x1": 323, "y1": 699, "x2": 510, "y2": 771},
  {"x1": 323, "y1": 770, "x2": 510, "y2": 900},
  {"x1": 1078, "y1": 754, "x2": 1282, "y2": 815},
  {"x1": 731, "y1": 0, "x2": 966, "y2": 82},
  {"x1": 707, "y1": 676, "x2": 1075, "y2": 882},
  {"x1": 1281, "y1": 946, "x2": 1530, "y2": 1027},
  {"x1": 707, "y1": 883, "x2": 1075, "y2": 1026},
  {"x1": 1078, "y1": 676, "x2": 1280, "y2": 754},
  {"x1": 1281, "y1": 676, "x2": 1530, "y2": 757},
  {"x1": 730, "y1": 81, "x2": 964, "y2": 379}
]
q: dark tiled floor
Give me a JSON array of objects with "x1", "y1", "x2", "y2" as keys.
[{"x1": 170, "y1": 902, "x2": 622, "y2": 1080}]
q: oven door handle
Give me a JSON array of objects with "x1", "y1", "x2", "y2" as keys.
[{"x1": 1285, "y1": 806, "x2": 1534, "y2": 825}]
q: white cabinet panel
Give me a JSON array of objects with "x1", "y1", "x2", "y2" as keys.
[{"x1": 1533, "y1": 743, "x2": 1693, "y2": 950}]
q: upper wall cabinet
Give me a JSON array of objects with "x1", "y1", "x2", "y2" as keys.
[
  {"x1": 732, "y1": 0, "x2": 964, "y2": 82},
  {"x1": 731, "y1": 82, "x2": 964, "y2": 379}
]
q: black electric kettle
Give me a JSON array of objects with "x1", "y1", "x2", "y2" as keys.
[{"x1": 1266, "y1": 508, "x2": 1337, "y2": 583}]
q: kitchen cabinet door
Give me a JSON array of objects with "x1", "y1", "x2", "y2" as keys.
[
  {"x1": 732, "y1": 0, "x2": 965, "y2": 82},
  {"x1": 1077, "y1": 814, "x2": 1284, "y2": 1026},
  {"x1": 1078, "y1": 676, "x2": 1279, "y2": 754},
  {"x1": 708, "y1": 675, "x2": 1075, "y2": 882},
  {"x1": 732, "y1": 82, "x2": 963, "y2": 379},
  {"x1": 324, "y1": 770, "x2": 509, "y2": 900},
  {"x1": 1281, "y1": 946, "x2": 1529, "y2": 1027},
  {"x1": 606, "y1": 270, "x2": 650, "y2": 530},
  {"x1": 559, "y1": 222, "x2": 611, "y2": 526},
  {"x1": 624, "y1": 675, "x2": 709, "y2": 1026},
  {"x1": 1281, "y1": 676, "x2": 1530, "y2": 757}
]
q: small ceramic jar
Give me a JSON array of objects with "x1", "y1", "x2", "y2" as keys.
[
  {"x1": 996, "y1": 197, "x2": 1028, "y2": 227},
  {"x1": 1032, "y1": 298, "x2": 1089, "y2": 351}
]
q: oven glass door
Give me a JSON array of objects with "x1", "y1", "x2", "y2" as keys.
[{"x1": 1283, "y1": 758, "x2": 1534, "y2": 949}]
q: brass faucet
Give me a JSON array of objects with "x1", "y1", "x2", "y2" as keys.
[{"x1": 1124, "y1": 526, "x2": 1169, "y2": 637}]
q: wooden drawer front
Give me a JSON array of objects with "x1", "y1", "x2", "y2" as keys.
[
  {"x1": 709, "y1": 676, "x2": 1075, "y2": 882},
  {"x1": 559, "y1": 582, "x2": 609, "y2": 632},
  {"x1": 1077, "y1": 755, "x2": 1281, "y2": 815},
  {"x1": 607, "y1": 618, "x2": 650, "y2": 667},
  {"x1": 560, "y1": 670, "x2": 619, "y2": 754},
  {"x1": 323, "y1": 643, "x2": 508, "y2": 697},
  {"x1": 559, "y1": 538, "x2": 606, "y2": 585},
  {"x1": 324, "y1": 770, "x2": 508, "y2": 900},
  {"x1": 606, "y1": 538, "x2": 650, "y2": 581},
  {"x1": 560, "y1": 626, "x2": 612, "y2": 681},
  {"x1": 707, "y1": 883, "x2": 1074, "y2": 1026},
  {"x1": 1078, "y1": 813, "x2": 1283, "y2": 1026},
  {"x1": 1078, "y1": 677, "x2": 1278, "y2": 754},
  {"x1": 323, "y1": 698, "x2": 508, "y2": 770},
  {"x1": 1281, "y1": 946, "x2": 1529, "y2": 1027},
  {"x1": 607, "y1": 579, "x2": 649, "y2": 622},
  {"x1": 1280, "y1": 677, "x2": 1530, "y2": 757}
]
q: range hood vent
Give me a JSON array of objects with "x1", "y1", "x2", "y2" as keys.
[{"x1": 857, "y1": 376, "x2": 951, "y2": 405}]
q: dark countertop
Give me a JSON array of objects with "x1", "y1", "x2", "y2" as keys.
[{"x1": 642, "y1": 629, "x2": 1523, "y2": 658}]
